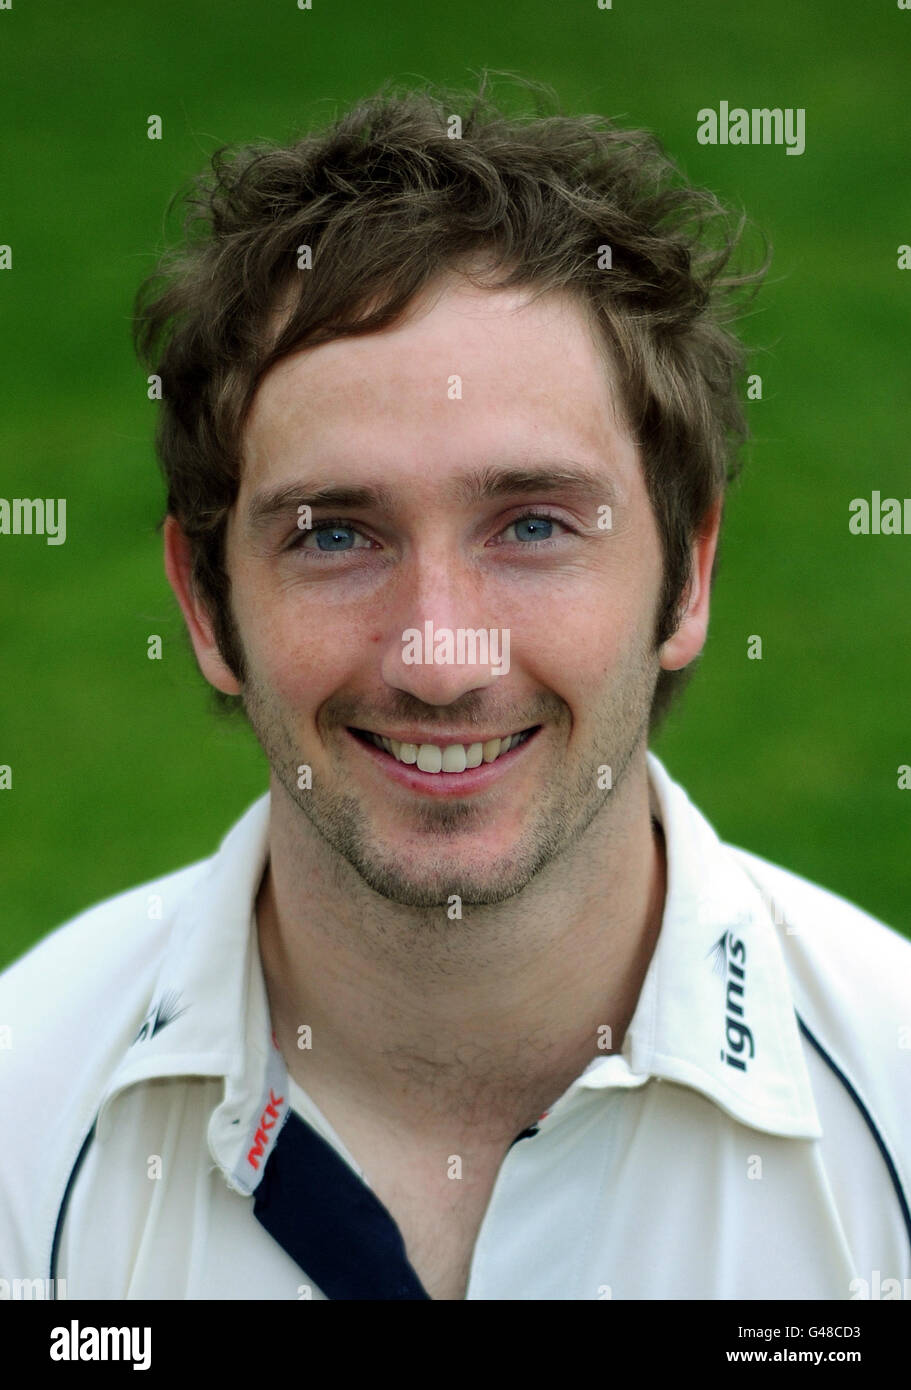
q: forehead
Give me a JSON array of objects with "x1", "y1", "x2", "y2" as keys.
[{"x1": 239, "y1": 275, "x2": 637, "y2": 500}]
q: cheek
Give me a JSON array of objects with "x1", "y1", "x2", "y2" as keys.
[
  {"x1": 232, "y1": 580, "x2": 351, "y2": 709},
  {"x1": 554, "y1": 569, "x2": 649, "y2": 645},
  {"x1": 510, "y1": 582, "x2": 644, "y2": 700},
  {"x1": 280, "y1": 632, "x2": 351, "y2": 712}
]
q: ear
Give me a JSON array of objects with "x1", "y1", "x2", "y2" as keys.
[
  {"x1": 163, "y1": 515, "x2": 242, "y2": 696},
  {"x1": 658, "y1": 497, "x2": 723, "y2": 673}
]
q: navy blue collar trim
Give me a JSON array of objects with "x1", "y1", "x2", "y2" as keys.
[{"x1": 253, "y1": 1108, "x2": 431, "y2": 1300}]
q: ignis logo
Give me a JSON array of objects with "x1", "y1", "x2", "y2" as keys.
[
  {"x1": 247, "y1": 1087, "x2": 285, "y2": 1170},
  {"x1": 710, "y1": 930, "x2": 755, "y2": 1071}
]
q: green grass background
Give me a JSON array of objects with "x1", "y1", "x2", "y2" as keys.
[{"x1": 1, "y1": 0, "x2": 909, "y2": 967}]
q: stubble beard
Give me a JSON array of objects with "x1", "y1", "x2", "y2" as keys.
[{"x1": 237, "y1": 636, "x2": 660, "y2": 911}]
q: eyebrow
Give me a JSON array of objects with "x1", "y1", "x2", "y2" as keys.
[{"x1": 245, "y1": 461, "x2": 618, "y2": 534}]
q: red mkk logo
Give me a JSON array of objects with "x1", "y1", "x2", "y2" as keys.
[{"x1": 246, "y1": 1087, "x2": 285, "y2": 1169}]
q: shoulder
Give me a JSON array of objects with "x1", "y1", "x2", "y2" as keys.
[
  {"x1": 0, "y1": 855, "x2": 217, "y2": 1272},
  {"x1": 727, "y1": 843, "x2": 911, "y2": 1153},
  {"x1": 0, "y1": 791, "x2": 269, "y2": 1123},
  {"x1": 0, "y1": 792, "x2": 272, "y2": 1274},
  {"x1": 0, "y1": 857, "x2": 211, "y2": 1122},
  {"x1": 727, "y1": 843, "x2": 911, "y2": 1013},
  {"x1": 0, "y1": 858, "x2": 209, "y2": 1029}
]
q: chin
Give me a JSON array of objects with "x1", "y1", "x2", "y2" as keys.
[{"x1": 354, "y1": 857, "x2": 529, "y2": 910}]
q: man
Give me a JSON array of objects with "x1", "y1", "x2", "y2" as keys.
[{"x1": 2, "y1": 77, "x2": 909, "y2": 1301}]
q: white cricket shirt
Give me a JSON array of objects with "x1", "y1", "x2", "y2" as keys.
[{"x1": 1, "y1": 751, "x2": 909, "y2": 1299}]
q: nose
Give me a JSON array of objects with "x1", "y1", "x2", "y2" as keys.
[{"x1": 379, "y1": 553, "x2": 508, "y2": 706}]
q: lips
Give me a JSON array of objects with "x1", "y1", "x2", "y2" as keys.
[
  {"x1": 346, "y1": 722, "x2": 536, "y2": 789},
  {"x1": 350, "y1": 727, "x2": 536, "y2": 774}
]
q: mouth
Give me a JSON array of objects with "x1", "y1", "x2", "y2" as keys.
[{"x1": 346, "y1": 724, "x2": 542, "y2": 794}]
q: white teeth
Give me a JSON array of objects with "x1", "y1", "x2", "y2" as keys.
[
  {"x1": 416, "y1": 744, "x2": 442, "y2": 773},
  {"x1": 465, "y1": 743, "x2": 484, "y2": 768},
  {"x1": 441, "y1": 744, "x2": 467, "y2": 773},
  {"x1": 365, "y1": 730, "x2": 529, "y2": 773}
]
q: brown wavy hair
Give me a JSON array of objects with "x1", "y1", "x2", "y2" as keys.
[{"x1": 133, "y1": 70, "x2": 769, "y2": 731}]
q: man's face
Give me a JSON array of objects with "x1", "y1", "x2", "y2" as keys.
[{"x1": 221, "y1": 275, "x2": 670, "y2": 907}]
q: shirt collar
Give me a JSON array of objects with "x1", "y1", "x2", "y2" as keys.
[
  {"x1": 569, "y1": 752, "x2": 822, "y2": 1139},
  {"x1": 96, "y1": 750, "x2": 821, "y2": 1187}
]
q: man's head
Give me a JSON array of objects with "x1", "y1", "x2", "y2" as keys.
[{"x1": 137, "y1": 74, "x2": 766, "y2": 906}]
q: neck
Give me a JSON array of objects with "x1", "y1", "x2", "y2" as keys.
[{"x1": 257, "y1": 756, "x2": 666, "y2": 1143}]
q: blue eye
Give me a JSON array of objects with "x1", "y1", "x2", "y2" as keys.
[
  {"x1": 292, "y1": 520, "x2": 373, "y2": 554},
  {"x1": 289, "y1": 511, "x2": 569, "y2": 560},
  {"x1": 314, "y1": 524, "x2": 358, "y2": 551},
  {"x1": 512, "y1": 516, "x2": 554, "y2": 542}
]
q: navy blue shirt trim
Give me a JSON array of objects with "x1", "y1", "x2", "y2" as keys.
[
  {"x1": 796, "y1": 1011, "x2": 911, "y2": 1257},
  {"x1": 253, "y1": 1107, "x2": 431, "y2": 1300},
  {"x1": 49, "y1": 1120, "x2": 97, "y2": 1293}
]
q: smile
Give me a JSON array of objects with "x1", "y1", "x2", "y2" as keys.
[{"x1": 348, "y1": 726, "x2": 539, "y2": 775}]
